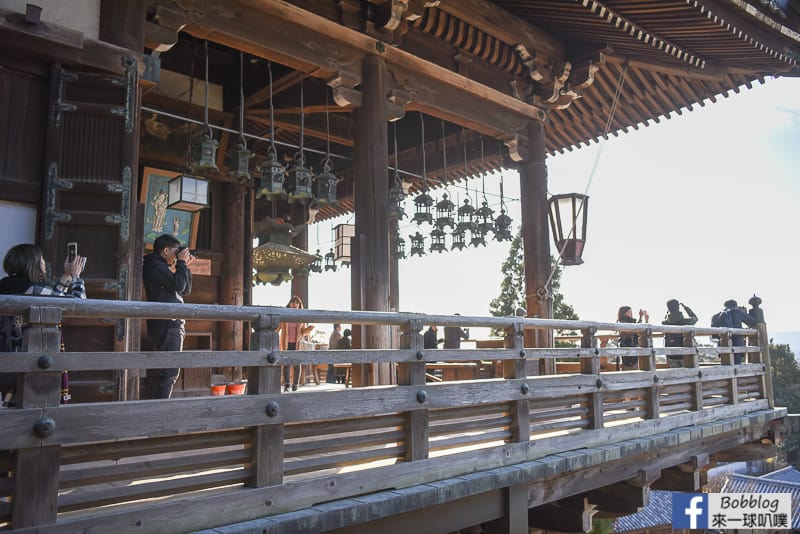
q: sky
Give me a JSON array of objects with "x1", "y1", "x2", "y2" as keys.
[{"x1": 253, "y1": 76, "x2": 800, "y2": 344}]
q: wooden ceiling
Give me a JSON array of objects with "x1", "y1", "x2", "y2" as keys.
[{"x1": 143, "y1": 0, "x2": 800, "y2": 220}]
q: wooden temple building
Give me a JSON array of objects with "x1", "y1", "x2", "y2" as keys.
[{"x1": 0, "y1": 0, "x2": 799, "y2": 532}]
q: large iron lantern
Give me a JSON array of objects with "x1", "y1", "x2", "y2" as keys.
[
  {"x1": 451, "y1": 230, "x2": 467, "y2": 251},
  {"x1": 456, "y1": 198, "x2": 476, "y2": 235},
  {"x1": 412, "y1": 192, "x2": 434, "y2": 225},
  {"x1": 229, "y1": 138, "x2": 253, "y2": 181},
  {"x1": 286, "y1": 154, "x2": 314, "y2": 204},
  {"x1": 430, "y1": 228, "x2": 446, "y2": 253},
  {"x1": 388, "y1": 177, "x2": 406, "y2": 221},
  {"x1": 324, "y1": 249, "x2": 337, "y2": 272},
  {"x1": 393, "y1": 232, "x2": 406, "y2": 259},
  {"x1": 475, "y1": 200, "x2": 494, "y2": 236},
  {"x1": 310, "y1": 250, "x2": 323, "y2": 273},
  {"x1": 434, "y1": 193, "x2": 455, "y2": 229},
  {"x1": 410, "y1": 232, "x2": 425, "y2": 257},
  {"x1": 191, "y1": 130, "x2": 220, "y2": 174},
  {"x1": 168, "y1": 174, "x2": 209, "y2": 212},
  {"x1": 548, "y1": 193, "x2": 589, "y2": 266},
  {"x1": 256, "y1": 148, "x2": 286, "y2": 199},
  {"x1": 493, "y1": 209, "x2": 513, "y2": 242},
  {"x1": 470, "y1": 226, "x2": 487, "y2": 248}
]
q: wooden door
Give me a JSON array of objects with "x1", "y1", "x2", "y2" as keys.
[{"x1": 41, "y1": 60, "x2": 141, "y2": 402}]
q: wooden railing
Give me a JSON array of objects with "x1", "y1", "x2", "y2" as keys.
[{"x1": 0, "y1": 295, "x2": 776, "y2": 532}]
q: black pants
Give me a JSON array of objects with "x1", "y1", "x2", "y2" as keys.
[
  {"x1": 146, "y1": 325, "x2": 185, "y2": 399},
  {"x1": 283, "y1": 342, "x2": 299, "y2": 389}
]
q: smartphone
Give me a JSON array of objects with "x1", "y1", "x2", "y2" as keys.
[{"x1": 67, "y1": 242, "x2": 78, "y2": 263}]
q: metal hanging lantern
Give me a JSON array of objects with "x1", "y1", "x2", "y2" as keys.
[
  {"x1": 389, "y1": 175, "x2": 406, "y2": 221},
  {"x1": 168, "y1": 173, "x2": 209, "y2": 211},
  {"x1": 256, "y1": 61, "x2": 286, "y2": 198},
  {"x1": 456, "y1": 198, "x2": 476, "y2": 234},
  {"x1": 412, "y1": 192, "x2": 434, "y2": 225},
  {"x1": 310, "y1": 249, "x2": 323, "y2": 273},
  {"x1": 451, "y1": 229, "x2": 467, "y2": 251},
  {"x1": 494, "y1": 209, "x2": 513, "y2": 241},
  {"x1": 192, "y1": 41, "x2": 219, "y2": 175},
  {"x1": 470, "y1": 226, "x2": 487, "y2": 248},
  {"x1": 393, "y1": 232, "x2": 406, "y2": 259},
  {"x1": 229, "y1": 52, "x2": 252, "y2": 180},
  {"x1": 430, "y1": 228, "x2": 446, "y2": 253},
  {"x1": 475, "y1": 200, "x2": 494, "y2": 235},
  {"x1": 257, "y1": 146, "x2": 286, "y2": 198},
  {"x1": 548, "y1": 193, "x2": 589, "y2": 266},
  {"x1": 324, "y1": 249, "x2": 337, "y2": 271},
  {"x1": 435, "y1": 193, "x2": 455, "y2": 229},
  {"x1": 410, "y1": 232, "x2": 425, "y2": 257},
  {"x1": 287, "y1": 153, "x2": 314, "y2": 204},
  {"x1": 313, "y1": 158, "x2": 338, "y2": 206}
]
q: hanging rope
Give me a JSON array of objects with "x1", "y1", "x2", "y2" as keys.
[
  {"x1": 539, "y1": 63, "x2": 629, "y2": 302},
  {"x1": 237, "y1": 51, "x2": 246, "y2": 148},
  {"x1": 420, "y1": 113, "x2": 428, "y2": 189}
]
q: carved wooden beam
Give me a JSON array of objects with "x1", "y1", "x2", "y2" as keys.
[
  {"x1": 710, "y1": 441, "x2": 778, "y2": 462},
  {"x1": 528, "y1": 499, "x2": 596, "y2": 532},
  {"x1": 170, "y1": 0, "x2": 546, "y2": 138}
]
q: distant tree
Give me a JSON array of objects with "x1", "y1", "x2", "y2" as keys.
[
  {"x1": 770, "y1": 342, "x2": 800, "y2": 412},
  {"x1": 489, "y1": 229, "x2": 578, "y2": 337}
]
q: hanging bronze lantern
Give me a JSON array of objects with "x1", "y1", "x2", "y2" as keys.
[
  {"x1": 451, "y1": 229, "x2": 467, "y2": 251},
  {"x1": 475, "y1": 200, "x2": 494, "y2": 236},
  {"x1": 412, "y1": 192, "x2": 434, "y2": 225},
  {"x1": 548, "y1": 193, "x2": 589, "y2": 266},
  {"x1": 313, "y1": 157, "x2": 338, "y2": 206},
  {"x1": 256, "y1": 147, "x2": 286, "y2": 199},
  {"x1": 310, "y1": 249, "x2": 323, "y2": 273},
  {"x1": 389, "y1": 174, "x2": 406, "y2": 221},
  {"x1": 286, "y1": 153, "x2": 314, "y2": 204},
  {"x1": 430, "y1": 228, "x2": 446, "y2": 253},
  {"x1": 456, "y1": 198, "x2": 476, "y2": 234},
  {"x1": 324, "y1": 249, "x2": 337, "y2": 272},
  {"x1": 191, "y1": 129, "x2": 220, "y2": 174},
  {"x1": 435, "y1": 192, "x2": 455, "y2": 229},
  {"x1": 410, "y1": 232, "x2": 425, "y2": 257},
  {"x1": 494, "y1": 209, "x2": 513, "y2": 242},
  {"x1": 470, "y1": 226, "x2": 487, "y2": 248},
  {"x1": 393, "y1": 232, "x2": 406, "y2": 259},
  {"x1": 229, "y1": 137, "x2": 253, "y2": 180}
]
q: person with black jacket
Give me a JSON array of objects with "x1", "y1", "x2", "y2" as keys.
[
  {"x1": 662, "y1": 299, "x2": 698, "y2": 368},
  {"x1": 617, "y1": 306, "x2": 648, "y2": 369},
  {"x1": 142, "y1": 234, "x2": 193, "y2": 399}
]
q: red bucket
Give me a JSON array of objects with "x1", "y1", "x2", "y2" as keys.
[
  {"x1": 210, "y1": 384, "x2": 227, "y2": 396},
  {"x1": 226, "y1": 382, "x2": 246, "y2": 395}
]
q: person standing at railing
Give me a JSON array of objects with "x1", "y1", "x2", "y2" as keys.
[
  {"x1": 326, "y1": 323, "x2": 342, "y2": 384},
  {"x1": 617, "y1": 306, "x2": 648, "y2": 370},
  {"x1": 423, "y1": 325, "x2": 440, "y2": 349},
  {"x1": 662, "y1": 299, "x2": 698, "y2": 368},
  {"x1": 142, "y1": 234, "x2": 193, "y2": 399},
  {"x1": 0, "y1": 243, "x2": 87, "y2": 406},
  {"x1": 715, "y1": 299, "x2": 759, "y2": 364},
  {"x1": 443, "y1": 314, "x2": 469, "y2": 349},
  {"x1": 279, "y1": 295, "x2": 314, "y2": 392}
]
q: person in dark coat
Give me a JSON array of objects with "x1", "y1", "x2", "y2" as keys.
[
  {"x1": 617, "y1": 306, "x2": 648, "y2": 369},
  {"x1": 142, "y1": 234, "x2": 193, "y2": 399},
  {"x1": 423, "y1": 325, "x2": 439, "y2": 349},
  {"x1": 720, "y1": 299, "x2": 759, "y2": 364},
  {"x1": 662, "y1": 299, "x2": 698, "y2": 368}
]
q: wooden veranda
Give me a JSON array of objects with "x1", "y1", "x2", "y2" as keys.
[{"x1": 0, "y1": 294, "x2": 785, "y2": 533}]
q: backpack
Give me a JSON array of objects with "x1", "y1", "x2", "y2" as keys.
[{"x1": 711, "y1": 309, "x2": 734, "y2": 329}]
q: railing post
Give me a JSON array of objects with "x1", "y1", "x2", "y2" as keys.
[
  {"x1": 247, "y1": 313, "x2": 283, "y2": 487},
  {"x1": 685, "y1": 330, "x2": 703, "y2": 412},
  {"x1": 757, "y1": 323, "x2": 774, "y2": 409},
  {"x1": 580, "y1": 327, "x2": 603, "y2": 430},
  {"x1": 12, "y1": 305, "x2": 63, "y2": 528},
  {"x1": 719, "y1": 332, "x2": 734, "y2": 366},
  {"x1": 399, "y1": 319, "x2": 428, "y2": 460},
  {"x1": 504, "y1": 322, "x2": 529, "y2": 442},
  {"x1": 639, "y1": 328, "x2": 659, "y2": 419}
]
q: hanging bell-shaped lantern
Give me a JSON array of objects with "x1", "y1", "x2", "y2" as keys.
[
  {"x1": 494, "y1": 209, "x2": 513, "y2": 242},
  {"x1": 412, "y1": 192, "x2": 434, "y2": 225},
  {"x1": 410, "y1": 232, "x2": 426, "y2": 257},
  {"x1": 393, "y1": 232, "x2": 406, "y2": 259},
  {"x1": 313, "y1": 157, "x2": 338, "y2": 206},
  {"x1": 451, "y1": 229, "x2": 467, "y2": 251},
  {"x1": 192, "y1": 129, "x2": 220, "y2": 174},
  {"x1": 229, "y1": 137, "x2": 253, "y2": 180},
  {"x1": 257, "y1": 147, "x2": 286, "y2": 199},
  {"x1": 430, "y1": 228, "x2": 446, "y2": 253},
  {"x1": 389, "y1": 175, "x2": 406, "y2": 221},
  {"x1": 455, "y1": 198, "x2": 476, "y2": 234},
  {"x1": 470, "y1": 226, "x2": 487, "y2": 248},
  {"x1": 475, "y1": 200, "x2": 495, "y2": 236},
  {"x1": 310, "y1": 249, "x2": 323, "y2": 273},
  {"x1": 435, "y1": 193, "x2": 455, "y2": 229},
  {"x1": 286, "y1": 153, "x2": 314, "y2": 204},
  {"x1": 324, "y1": 249, "x2": 337, "y2": 272}
]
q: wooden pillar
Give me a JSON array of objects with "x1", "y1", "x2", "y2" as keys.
[
  {"x1": 352, "y1": 54, "x2": 391, "y2": 385},
  {"x1": 518, "y1": 120, "x2": 553, "y2": 374},
  {"x1": 219, "y1": 183, "x2": 246, "y2": 380}
]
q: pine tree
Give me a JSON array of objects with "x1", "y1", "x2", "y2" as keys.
[{"x1": 489, "y1": 229, "x2": 578, "y2": 322}]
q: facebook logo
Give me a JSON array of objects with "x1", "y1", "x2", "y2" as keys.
[{"x1": 672, "y1": 493, "x2": 708, "y2": 529}]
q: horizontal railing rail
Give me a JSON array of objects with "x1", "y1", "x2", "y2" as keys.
[{"x1": 0, "y1": 295, "x2": 775, "y2": 533}]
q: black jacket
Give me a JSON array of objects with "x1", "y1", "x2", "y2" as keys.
[{"x1": 142, "y1": 252, "x2": 192, "y2": 329}]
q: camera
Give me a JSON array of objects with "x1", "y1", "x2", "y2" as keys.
[
  {"x1": 177, "y1": 246, "x2": 196, "y2": 256},
  {"x1": 67, "y1": 242, "x2": 78, "y2": 262}
]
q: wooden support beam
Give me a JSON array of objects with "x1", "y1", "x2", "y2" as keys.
[
  {"x1": 580, "y1": 481, "x2": 648, "y2": 515},
  {"x1": 710, "y1": 442, "x2": 778, "y2": 462},
  {"x1": 528, "y1": 499, "x2": 595, "y2": 532}
]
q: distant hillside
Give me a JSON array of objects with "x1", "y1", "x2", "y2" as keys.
[{"x1": 770, "y1": 332, "x2": 800, "y2": 358}]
